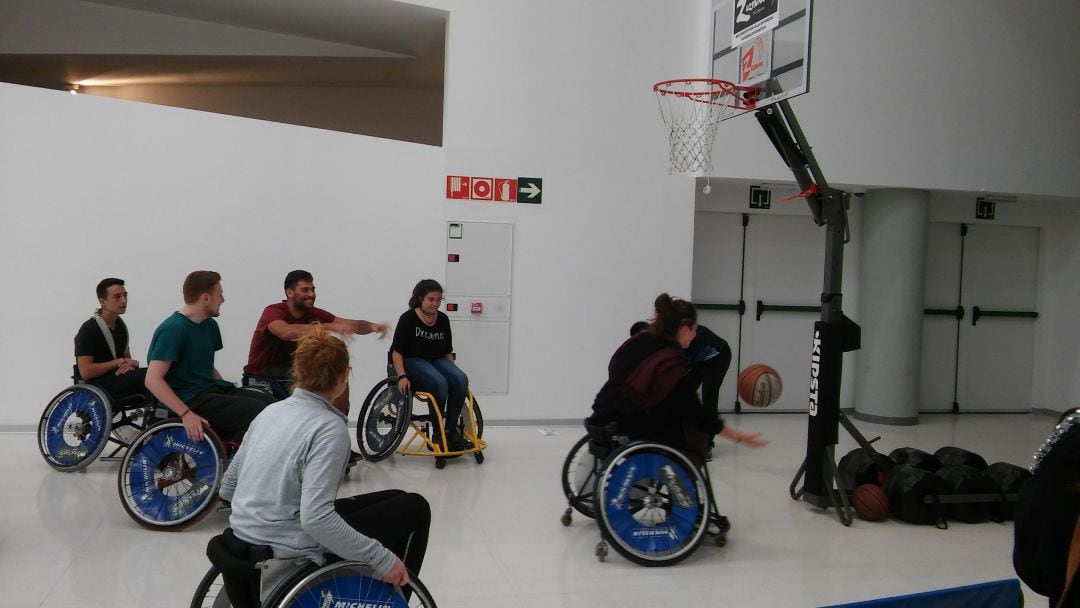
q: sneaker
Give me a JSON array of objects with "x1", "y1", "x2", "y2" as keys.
[{"x1": 446, "y1": 430, "x2": 472, "y2": 452}]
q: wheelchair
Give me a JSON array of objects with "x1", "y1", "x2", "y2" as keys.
[
  {"x1": 559, "y1": 422, "x2": 730, "y2": 566},
  {"x1": 38, "y1": 381, "x2": 159, "y2": 472},
  {"x1": 191, "y1": 530, "x2": 436, "y2": 608},
  {"x1": 116, "y1": 419, "x2": 239, "y2": 531},
  {"x1": 356, "y1": 365, "x2": 486, "y2": 470}
]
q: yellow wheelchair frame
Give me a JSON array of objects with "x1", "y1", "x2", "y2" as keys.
[
  {"x1": 397, "y1": 390, "x2": 486, "y2": 468},
  {"x1": 356, "y1": 377, "x2": 487, "y2": 469}
]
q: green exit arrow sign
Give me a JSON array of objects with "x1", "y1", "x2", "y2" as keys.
[{"x1": 517, "y1": 177, "x2": 542, "y2": 204}]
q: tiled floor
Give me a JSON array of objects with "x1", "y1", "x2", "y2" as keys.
[{"x1": 2, "y1": 412, "x2": 1057, "y2": 607}]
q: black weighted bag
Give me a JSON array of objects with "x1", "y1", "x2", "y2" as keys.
[
  {"x1": 883, "y1": 464, "x2": 948, "y2": 526},
  {"x1": 936, "y1": 464, "x2": 999, "y2": 523},
  {"x1": 888, "y1": 447, "x2": 943, "y2": 473},
  {"x1": 934, "y1": 446, "x2": 989, "y2": 470},
  {"x1": 986, "y1": 462, "x2": 1031, "y2": 521},
  {"x1": 838, "y1": 448, "x2": 895, "y2": 491}
]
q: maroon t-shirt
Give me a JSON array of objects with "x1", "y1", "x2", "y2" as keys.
[{"x1": 243, "y1": 302, "x2": 335, "y2": 375}]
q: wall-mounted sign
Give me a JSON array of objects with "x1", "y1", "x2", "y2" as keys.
[
  {"x1": 445, "y1": 175, "x2": 542, "y2": 205},
  {"x1": 975, "y1": 197, "x2": 996, "y2": 220},
  {"x1": 749, "y1": 185, "x2": 772, "y2": 209}
]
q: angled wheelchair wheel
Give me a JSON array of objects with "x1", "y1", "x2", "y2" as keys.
[
  {"x1": 38, "y1": 384, "x2": 113, "y2": 472},
  {"x1": 561, "y1": 434, "x2": 598, "y2": 519},
  {"x1": 118, "y1": 420, "x2": 224, "y2": 531},
  {"x1": 266, "y1": 562, "x2": 436, "y2": 608},
  {"x1": 357, "y1": 379, "x2": 411, "y2": 461},
  {"x1": 595, "y1": 442, "x2": 710, "y2": 566},
  {"x1": 190, "y1": 565, "x2": 230, "y2": 608},
  {"x1": 460, "y1": 395, "x2": 484, "y2": 441}
]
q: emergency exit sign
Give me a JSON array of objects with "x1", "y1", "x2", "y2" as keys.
[{"x1": 749, "y1": 186, "x2": 771, "y2": 209}]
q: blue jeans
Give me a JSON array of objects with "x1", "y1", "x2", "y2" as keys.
[{"x1": 404, "y1": 357, "x2": 469, "y2": 433}]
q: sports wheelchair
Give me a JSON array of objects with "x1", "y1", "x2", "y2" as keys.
[
  {"x1": 38, "y1": 381, "x2": 159, "y2": 472},
  {"x1": 356, "y1": 365, "x2": 486, "y2": 470},
  {"x1": 117, "y1": 419, "x2": 238, "y2": 531},
  {"x1": 559, "y1": 421, "x2": 730, "y2": 566},
  {"x1": 191, "y1": 530, "x2": 436, "y2": 608}
]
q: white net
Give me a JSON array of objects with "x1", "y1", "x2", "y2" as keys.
[{"x1": 654, "y1": 79, "x2": 754, "y2": 174}]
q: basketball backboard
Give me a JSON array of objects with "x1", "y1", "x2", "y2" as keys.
[{"x1": 711, "y1": 0, "x2": 813, "y2": 120}]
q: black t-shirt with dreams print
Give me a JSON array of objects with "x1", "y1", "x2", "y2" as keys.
[{"x1": 391, "y1": 309, "x2": 453, "y2": 361}]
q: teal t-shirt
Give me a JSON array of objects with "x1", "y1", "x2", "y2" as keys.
[{"x1": 147, "y1": 311, "x2": 234, "y2": 402}]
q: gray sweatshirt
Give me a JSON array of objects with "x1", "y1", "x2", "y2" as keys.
[{"x1": 218, "y1": 388, "x2": 397, "y2": 577}]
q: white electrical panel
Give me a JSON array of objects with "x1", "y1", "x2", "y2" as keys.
[{"x1": 444, "y1": 222, "x2": 513, "y2": 394}]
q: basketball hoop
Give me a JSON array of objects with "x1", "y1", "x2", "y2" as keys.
[{"x1": 653, "y1": 78, "x2": 757, "y2": 174}]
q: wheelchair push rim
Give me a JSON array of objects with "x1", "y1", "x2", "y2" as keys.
[
  {"x1": 595, "y1": 442, "x2": 711, "y2": 566},
  {"x1": 118, "y1": 420, "x2": 224, "y2": 530},
  {"x1": 357, "y1": 378, "x2": 413, "y2": 461},
  {"x1": 38, "y1": 384, "x2": 113, "y2": 472},
  {"x1": 561, "y1": 434, "x2": 598, "y2": 519},
  {"x1": 268, "y1": 562, "x2": 436, "y2": 608}
]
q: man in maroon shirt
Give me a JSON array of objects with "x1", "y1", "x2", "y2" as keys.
[{"x1": 243, "y1": 270, "x2": 388, "y2": 410}]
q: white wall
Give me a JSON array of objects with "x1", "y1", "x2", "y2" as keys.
[
  {"x1": 711, "y1": 1, "x2": 1080, "y2": 198},
  {"x1": 0, "y1": 85, "x2": 446, "y2": 426},
  {"x1": 1, "y1": 0, "x2": 711, "y2": 426}
]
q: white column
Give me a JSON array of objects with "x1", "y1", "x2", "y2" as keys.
[{"x1": 853, "y1": 189, "x2": 929, "y2": 425}]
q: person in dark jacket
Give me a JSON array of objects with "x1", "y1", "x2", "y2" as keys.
[
  {"x1": 589, "y1": 294, "x2": 764, "y2": 464},
  {"x1": 1014, "y1": 408, "x2": 1080, "y2": 607}
]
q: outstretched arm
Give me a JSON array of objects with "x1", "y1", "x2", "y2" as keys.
[
  {"x1": 332, "y1": 317, "x2": 389, "y2": 339},
  {"x1": 267, "y1": 319, "x2": 388, "y2": 341}
]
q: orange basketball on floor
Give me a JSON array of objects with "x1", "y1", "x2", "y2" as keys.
[
  {"x1": 737, "y1": 364, "x2": 782, "y2": 407},
  {"x1": 852, "y1": 483, "x2": 890, "y2": 521}
]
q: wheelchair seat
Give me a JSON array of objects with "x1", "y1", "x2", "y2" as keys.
[
  {"x1": 206, "y1": 529, "x2": 274, "y2": 608},
  {"x1": 241, "y1": 375, "x2": 292, "y2": 400}
]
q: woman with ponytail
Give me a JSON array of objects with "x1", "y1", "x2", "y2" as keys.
[
  {"x1": 219, "y1": 326, "x2": 430, "y2": 587},
  {"x1": 587, "y1": 294, "x2": 764, "y2": 463}
]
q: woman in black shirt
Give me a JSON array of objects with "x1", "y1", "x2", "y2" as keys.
[{"x1": 391, "y1": 280, "x2": 471, "y2": 451}]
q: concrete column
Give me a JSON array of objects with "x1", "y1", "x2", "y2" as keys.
[{"x1": 853, "y1": 189, "x2": 929, "y2": 425}]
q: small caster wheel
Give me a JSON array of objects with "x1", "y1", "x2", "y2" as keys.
[
  {"x1": 595, "y1": 542, "x2": 608, "y2": 562},
  {"x1": 714, "y1": 535, "x2": 727, "y2": 547},
  {"x1": 716, "y1": 515, "x2": 731, "y2": 534},
  {"x1": 561, "y1": 509, "x2": 572, "y2": 526},
  {"x1": 474, "y1": 451, "x2": 485, "y2": 464},
  {"x1": 435, "y1": 458, "x2": 446, "y2": 470}
]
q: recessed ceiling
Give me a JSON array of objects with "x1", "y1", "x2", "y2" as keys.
[{"x1": 0, "y1": 0, "x2": 448, "y2": 143}]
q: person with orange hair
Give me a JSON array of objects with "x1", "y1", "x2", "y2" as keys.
[{"x1": 219, "y1": 325, "x2": 430, "y2": 586}]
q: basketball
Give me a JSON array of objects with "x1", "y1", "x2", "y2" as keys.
[
  {"x1": 852, "y1": 483, "x2": 890, "y2": 522},
  {"x1": 737, "y1": 364, "x2": 782, "y2": 407}
]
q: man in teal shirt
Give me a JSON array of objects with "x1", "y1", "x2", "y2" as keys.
[{"x1": 145, "y1": 270, "x2": 275, "y2": 442}]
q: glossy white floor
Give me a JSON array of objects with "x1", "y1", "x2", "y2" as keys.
[{"x1": 2, "y1": 412, "x2": 1057, "y2": 607}]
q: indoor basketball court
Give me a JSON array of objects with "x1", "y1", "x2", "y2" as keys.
[{"x1": 1, "y1": 1, "x2": 1078, "y2": 606}]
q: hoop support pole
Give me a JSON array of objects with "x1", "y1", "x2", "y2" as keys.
[{"x1": 757, "y1": 101, "x2": 873, "y2": 526}]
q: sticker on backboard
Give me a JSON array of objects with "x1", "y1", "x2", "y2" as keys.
[
  {"x1": 732, "y1": 0, "x2": 779, "y2": 47},
  {"x1": 712, "y1": 0, "x2": 812, "y2": 120},
  {"x1": 739, "y1": 32, "x2": 773, "y2": 86}
]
